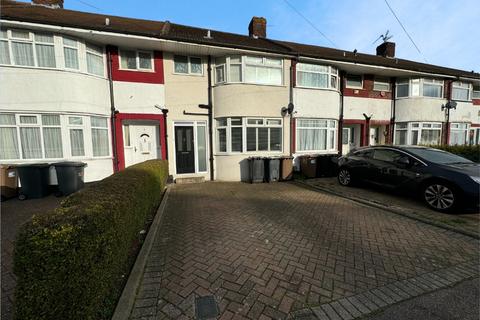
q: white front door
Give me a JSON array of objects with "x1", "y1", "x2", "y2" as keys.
[
  {"x1": 342, "y1": 127, "x2": 352, "y2": 154},
  {"x1": 369, "y1": 127, "x2": 379, "y2": 146},
  {"x1": 124, "y1": 122, "x2": 161, "y2": 168}
]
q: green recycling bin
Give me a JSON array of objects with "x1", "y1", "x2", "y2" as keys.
[
  {"x1": 54, "y1": 162, "x2": 87, "y2": 196},
  {"x1": 16, "y1": 163, "x2": 51, "y2": 200}
]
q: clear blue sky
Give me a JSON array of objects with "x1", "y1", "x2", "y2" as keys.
[{"x1": 24, "y1": 0, "x2": 480, "y2": 71}]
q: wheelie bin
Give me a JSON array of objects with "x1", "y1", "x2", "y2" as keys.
[
  {"x1": 54, "y1": 161, "x2": 87, "y2": 196},
  {"x1": 16, "y1": 163, "x2": 51, "y2": 200}
]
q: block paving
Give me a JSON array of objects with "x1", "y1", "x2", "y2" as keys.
[{"x1": 130, "y1": 182, "x2": 479, "y2": 319}]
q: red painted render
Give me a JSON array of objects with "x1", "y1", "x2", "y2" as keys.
[
  {"x1": 107, "y1": 46, "x2": 164, "y2": 84},
  {"x1": 113, "y1": 113, "x2": 167, "y2": 171},
  {"x1": 291, "y1": 117, "x2": 296, "y2": 153},
  {"x1": 473, "y1": 99, "x2": 480, "y2": 106},
  {"x1": 343, "y1": 75, "x2": 393, "y2": 100},
  {"x1": 343, "y1": 119, "x2": 390, "y2": 146}
]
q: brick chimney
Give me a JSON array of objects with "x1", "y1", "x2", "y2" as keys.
[
  {"x1": 32, "y1": 0, "x2": 64, "y2": 8},
  {"x1": 248, "y1": 17, "x2": 267, "y2": 38},
  {"x1": 376, "y1": 41, "x2": 395, "y2": 58}
]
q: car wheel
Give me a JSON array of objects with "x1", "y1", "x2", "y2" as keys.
[
  {"x1": 338, "y1": 168, "x2": 353, "y2": 186},
  {"x1": 423, "y1": 182, "x2": 457, "y2": 212}
]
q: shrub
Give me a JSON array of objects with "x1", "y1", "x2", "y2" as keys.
[
  {"x1": 13, "y1": 160, "x2": 169, "y2": 320},
  {"x1": 427, "y1": 144, "x2": 480, "y2": 162}
]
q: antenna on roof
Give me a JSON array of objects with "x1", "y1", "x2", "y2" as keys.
[
  {"x1": 372, "y1": 30, "x2": 393, "y2": 45},
  {"x1": 204, "y1": 30, "x2": 213, "y2": 39}
]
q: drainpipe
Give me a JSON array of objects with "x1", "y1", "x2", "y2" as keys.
[
  {"x1": 337, "y1": 71, "x2": 345, "y2": 155},
  {"x1": 161, "y1": 108, "x2": 169, "y2": 159},
  {"x1": 363, "y1": 113, "x2": 372, "y2": 146},
  {"x1": 201, "y1": 55, "x2": 214, "y2": 181},
  {"x1": 289, "y1": 58, "x2": 296, "y2": 156},
  {"x1": 107, "y1": 46, "x2": 119, "y2": 172},
  {"x1": 443, "y1": 80, "x2": 453, "y2": 145},
  {"x1": 389, "y1": 77, "x2": 396, "y2": 144}
]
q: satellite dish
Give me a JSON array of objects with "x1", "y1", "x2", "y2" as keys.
[{"x1": 287, "y1": 102, "x2": 294, "y2": 114}]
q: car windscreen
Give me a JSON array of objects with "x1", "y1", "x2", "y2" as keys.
[{"x1": 405, "y1": 148, "x2": 472, "y2": 164}]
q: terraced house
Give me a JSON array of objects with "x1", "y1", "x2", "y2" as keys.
[{"x1": 1, "y1": 0, "x2": 479, "y2": 182}]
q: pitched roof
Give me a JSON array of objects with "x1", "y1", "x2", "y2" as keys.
[{"x1": 1, "y1": 0, "x2": 478, "y2": 79}]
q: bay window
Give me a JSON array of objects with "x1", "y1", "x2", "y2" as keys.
[
  {"x1": 42, "y1": 114, "x2": 63, "y2": 158},
  {"x1": 215, "y1": 55, "x2": 283, "y2": 85},
  {"x1": 174, "y1": 55, "x2": 202, "y2": 75},
  {"x1": 34, "y1": 33, "x2": 55, "y2": 68},
  {"x1": 216, "y1": 117, "x2": 282, "y2": 153},
  {"x1": 120, "y1": 49, "x2": 153, "y2": 71},
  {"x1": 296, "y1": 119, "x2": 337, "y2": 152},
  {"x1": 11, "y1": 29, "x2": 34, "y2": 66},
  {"x1": 19, "y1": 115, "x2": 42, "y2": 159},
  {"x1": 449, "y1": 123, "x2": 468, "y2": 145},
  {"x1": 296, "y1": 63, "x2": 338, "y2": 89},
  {"x1": 0, "y1": 29, "x2": 10, "y2": 65},
  {"x1": 396, "y1": 78, "x2": 444, "y2": 98},
  {"x1": 451, "y1": 82, "x2": 471, "y2": 101},
  {"x1": 0, "y1": 114, "x2": 19, "y2": 159},
  {"x1": 63, "y1": 37, "x2": 79, "y2": 69},
  {"x1": 395, "y1": 122, "x2": 442, "y2": 146},
  {"x1": 91, "y1": 117, "x2": 109, "y2": 156},
  {"x1": 68, "y1": 116, "x2": 85, "y2": 157},
  {"x1": 86, "y1": 43, "x2": 104, "y2": 76}
]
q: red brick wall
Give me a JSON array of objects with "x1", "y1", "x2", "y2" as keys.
[{"x1": 343, "y1": 75, "x2": 392, "y2": 100}]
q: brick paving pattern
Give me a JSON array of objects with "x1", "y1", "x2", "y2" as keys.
[{"x1": 130, "y1": 182, "x2": 479, "y2": 319}]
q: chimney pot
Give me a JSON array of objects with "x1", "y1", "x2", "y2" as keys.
[
  {"x1": 376, "y1": 41, "x2": 395, "y2": 58},
  {"x1": 32, "y1": 0, "x2": 64, "y2": 8},
  {"x1": 248, "y1": 17, "x2": 267, "y2": 38}
]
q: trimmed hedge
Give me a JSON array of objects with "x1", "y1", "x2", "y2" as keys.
[
  {"x1": 427, "y1": 145, "x2": 480, "y2": 163},
  {"x1": 13, "y1": 160, "x2": 168, "y2": 320}
]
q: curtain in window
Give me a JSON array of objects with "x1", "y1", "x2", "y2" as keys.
[
  {"x1": 197, "y1": 126, "x2": 207, "y2": 171},
  {"x1": 64, "y1": 47, "x2": 79, "y2": 69},
  {"x1": 43, "y1": 127, "x2": 62, "y2": 158},
  {"x1": 92, "y1": 129, "x2": 108, "y2": 156},
  {"x1": 0, "y1": 41, "x2": 10, "y2": 64},
  {"x1": 35, "y1": 44, "x2": 56, "y2": 68},
  {"x1": 20, "y1": 127, "x2": 42, "y2": 159},
  {"x1": 450, "y1": 130, "x2": 466, "y2": 145},
  {"x1": 120, "y1": 50, "x2": 136, "y2": 69},
  {"x1": 297, "y1": 71, "x2": 328, "y2": 88},
  {"x1": 12, "y1": 42, "x2": 34, "y2": 66},
  {"x1": 0, "y1": 127, "x2": 19, "y2": 159},
  {"x1": 394, "y1": 130, "x2": 407, "y2": 145},
  {"x1": 231, "y1": 127, "x2": 243, "y2": 152},
  {"x1": 297, "y1": 128, "x2": 326, "y2": 151},
  {"x1": 452, "y1": 88, "x2": 469, "y2": 101},
  {"x1": 218, "y1": 128, "x2": 226, "y2": 152},
  {"x1": 258, "y1": 127, "x2": 268, "y2": 150},
  {"x1": 420, "y1": 129, "x2": 441, "y2": 145},
  {"x1": 245, "y1": 65, "x2": 281, "y2": 85},
  {"x1": 423, "y1": 84, "x2": 442, "y2": 97},
  {"x1": 70, "y1": 129, "x2": 85, "y2": 156},
  {"x1": 269, "y1": 128, "x2": 282, "y2": 151},
  {"x1": 42, "y1": 114, "x2": 60, "y2": 126},
  {"x1": 230, "y1": 64, "x2": 241, "y2": 82},
  {"x1": 87, "y1": 53, "x2": 103, "y2": 75}
]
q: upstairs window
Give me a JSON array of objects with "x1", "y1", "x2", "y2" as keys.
[
  {"x1": 86, "y1": 43, "x2": 104, "y2": 76},
  {"x1": 396, "y1": 78, "x2": 444, "y2": 98},
  {"x1": 63, "y1": 37, "x2": 79, "y2": 69},
  {"x1": 215, "y1": 57, "x2": 226, "y2": 83},
  {"x1": 120, "y1": 49, "x2": 153, "y2": 71},
  {"x1": 296, "y1": 63, "x2": 338, "y2": 89},
  {"x1": 174, "y1": 55, "x2": 202, "y2": 75},
  {"x1": 396, "y1": 79, "x2": 409, "y2": 97},
  {"x1": 215, "y1": 55, "x2": 283, "y2": 85},
  {"x1": 422, "y1": 78, "x2": 443, "y2": 98},
  {"x1": 452, "y1": 81, "x2": 472, "y2": 101},
  {"x1": 473, "y1": 85, "x2": 480, "y2": 99},
  {"x1": 34, "y1": 33, "x2": 55, "y2": 68},
  {"x1": 345, "y1": 74, "x2": 363, "y2": 89},
  {"x1": 10, "y1": 30, "x2": 34, "y2": 66},
  {"x1": 0, "y1": 29, "x2": 9, "y2": 65},
  {"x1": 373, "y1": 77, "x2": 391, "y2": 91}
]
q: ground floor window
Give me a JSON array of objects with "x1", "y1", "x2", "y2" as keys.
[
  {"x1": 395, "y1": 122, "x2": 442, "y2": 146},
  {"x1": 469, "y1": 128, "x2": 480, "y2": 145},
  {"x1": 0, "y1": 113, "x2": 110, "y2": 161},
  {"x1": 449, "y1": 123, "x2": 469, "y2": 145},
  {"x1": 296, "y1": 118, "x2": 337, "y2": 152},
  {"x1": 174, "y1": 121, "x2": 207, "y2": 174},
  {"x1": 216, "y1": 117, "x2": 282, "y2": 153}
]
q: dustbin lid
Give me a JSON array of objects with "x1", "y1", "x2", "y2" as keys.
[
  {"x1": 0, "y1": 164, "x2": 16, "y2": 169},
  {"x1": 54, "y1": 161, "x2": 87, "y2": 167},
  {"x1": 15, "y1": 163, "x2": 51, "y2": 168}
]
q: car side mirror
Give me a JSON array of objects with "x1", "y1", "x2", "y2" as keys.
[{"x1": 396, "y1": 157, "x2": 411, "y2": 167}]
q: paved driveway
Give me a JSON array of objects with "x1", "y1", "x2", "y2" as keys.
[{"x1": 130, "y1": 182, "x2": 479, "y2": 320}]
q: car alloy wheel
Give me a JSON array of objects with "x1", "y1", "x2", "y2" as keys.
[
  {"x1": 424, "y1": 184, "x2": 455, "y2": 211},
  {"x1": 338, "y1": 169, "x2": 352, "y2": 186}
]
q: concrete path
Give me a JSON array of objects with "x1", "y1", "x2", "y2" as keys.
[{"x1": 128, "y1": 182, "x2": 479, "y2": 320}]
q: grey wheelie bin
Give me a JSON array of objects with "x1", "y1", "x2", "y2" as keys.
[
  {"x1": 248, "y1": 157, "x2": 264, "y2": 183},
  {"x1": 16, "y1": 163, "x2": 51, "y2": 200},
  {"x1": 264, "y1": 157, "x2": 280, "y2": 182},
  {"x1": 54, "y1": 162, "x2": 87, "y2": 196}
]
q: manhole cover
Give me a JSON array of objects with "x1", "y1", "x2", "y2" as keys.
[{"x1": 195, "y1": 295, "x2": 219, "y2": 319}]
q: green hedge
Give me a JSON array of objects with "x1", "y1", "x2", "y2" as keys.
[
  {"x1": 13, "y1": 160, "x2": 169, "y2": 320},
  {"x1": 427, "y1": 145, "x2": 480, "y2": 162}
]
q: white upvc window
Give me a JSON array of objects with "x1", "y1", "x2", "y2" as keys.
[
  {"x1": 396, "y1": 78, "x2": 444, "y2": 98},
  {"x1": 0, "y1": 114, "x2": 20, "y2": 159},
  {"x1": 68, "y1": 116, "x2": 85, "y2": 157},
  {"x1": 216, "y1": 117, "x2": 283, "y2": 153},
  {"x1": 91, "y1": 116, "x2": 109, "y2": 157},
  {"x1": 10, "y1": 29, "x2": 35, "y2": 66},
  {"x1": 63, "y1": 36, "x2": 79, "y2": 69},
  {"x1": 395, "y1": 122, "x2": 442, "y2": 146},
  {"x1": 473, "y1": 85, "x2": 480, "y2": 99},
  {"x1": 215, "y1": 55, "x2": 283, "y2": 86},
  {"x1": 449, "y1": 123, "x2": 469, "y2": 145},
  {"x1": 86, "y1": 43, "x2": 105, "y2": 76},
  {"x1": 34, "y1": 33, "x2": 55, "y2": 68},
  {"x1": 120, "y1": 49, "x2": 154, "y2": 71},
  {"x1": 41, "y1": 114, "x2": 63, "y2": 159},
  {"x1": 296, "y1": 119, "x2": 337, "y2": 152},
  {"x1": 0, "y1": 29, "x2": 10, "y2": 65},
  {"x1": 345, "y1": 74, "x2": 363, "y2": 89},
  {"x1": 373, "y1": 77, "x2": 391, "y2": 91},
  {"x1": 451, "y1": 81, "x2": 472, "y2": 101},
  {"x1": 296, "y1": 63, "x2": 338, "y2": 90},
  {"x1": 215, "y1": 57, "x2": 226, "y2": 83},
  {"x1": 173, "y1": 55, "x2": 202, "y2": 75}
]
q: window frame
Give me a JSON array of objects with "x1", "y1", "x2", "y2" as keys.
[
  {"x1": 396, "y1": 78, "x2": 445, "y2": 99},
  {"x1": 295, "y1": 62, "x2": 339, "y2": 90},
  {"x1": 85, "y1": 42, "x2": 106, "y2": 76},
  {"x1": 345, "y1": 74, "x2": 363, "y2": 89},
  {"x1": 119, "y1": 49, "x2": 154, "y2": 72},
  {"x1": 451, "y1": 81, "x2": 472, "y2": 102},
  {"x1": 449, "y1": 122, "x2": 469, "y2": 146},
  {"x1": 68, "y1": 115, "x2": 86, "y2": 158},
  {"x1": 295, "y1": 118, "x2": 337, "y2": 153},
  {"x1": 90, "y1": 116, "x2": 110, "y2": 157},
  {"x1": 173, "y1": 55, "x2": 203, "y2": 76},
  {"x1": 373, "y1": 77, "x2": 391, "y2": 92},
  {"x1": 394, "y1": 122, "x2": 442, "y2": 146},
  {"x1": 215, "y1": 55, "x2": 283, "y2": 86},
  {"x1": 62, "y1": 36, "x2": 79, "y2": 70},
  {"x1": 473, "y1": 84, "x2": 480, "y2": 99}
]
